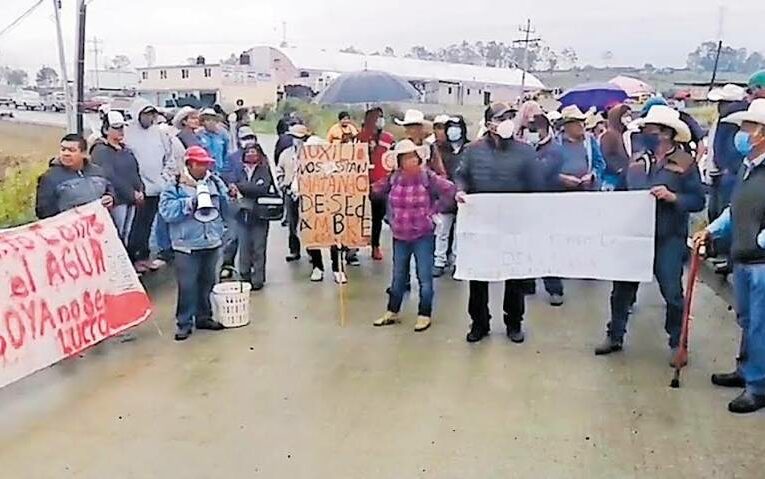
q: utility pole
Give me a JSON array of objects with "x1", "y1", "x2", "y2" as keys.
[
  {"x1": 513, "y1": 19, "x2": 540, "y2": 102},
  {"x1": 709, "y1": 5, "x2": 726, "y2": 92},
  {"x1": 88, "y1": 37, "x2": 103, "y2": 90},
  {"x1": 75, "y1": 0, "x2": 87, "y2": 134},
  {"x1": 52, "y1": 0, "x2": 74, "y2": 132},
  {"x1": 280, "y1": 21, "x2": 288, "y2": 48}
]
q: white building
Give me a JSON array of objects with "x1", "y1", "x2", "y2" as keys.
[
  {"x1": 245, "y1": 46, "x2": 545, "y2": 105},
  {"x1": 135, "y1": 60, "x2": 278, "y2": 109}
]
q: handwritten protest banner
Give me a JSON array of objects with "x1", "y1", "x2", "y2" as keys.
[
  {"x1": 455, "y1": 191, "x2": 656, "y2": 282},
  {"x1": 297, "y1": 143, "x2": 372, "y2": 248},
  {"x1": 0, "y1": 201, "x2": 152, "y2": 389}
]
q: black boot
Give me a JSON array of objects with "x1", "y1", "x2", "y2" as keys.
[
  {"x1": 728, "y1": 391, "x2": 765, "y2": 414},
  {"x1": 466, "y1": 324, "x2": 490, "y2": 343},
  {"x1": 506, "y1": 321, "x2": 525, "y2": 344},
  {"x1": 594, "y1": 337, "x2": 623, "y2": 356},
  {"x1": 711, "y1": 371, "x2": 746, "y2": 388},
  {"x1": 174, "y1": 327, "x2": 192, "y2": 341},
  {"x1": 195, "y1": 318, "x2": 225, "y2": 331}
]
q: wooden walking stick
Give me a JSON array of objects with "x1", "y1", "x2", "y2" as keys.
[{"x1": 670, "y1": 244, "x2": 703, "y2": 389}]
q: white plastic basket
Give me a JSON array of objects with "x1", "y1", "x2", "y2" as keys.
[{"x1": 211, "y1": 281, "x2": 252, "y2": 328}]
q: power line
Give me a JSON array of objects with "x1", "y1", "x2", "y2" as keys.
[
  {"x1": 512, "y1": 19, "x2": 541, "y2": 99},
  {"x1": 0, "y1": 0, "x2": 45, "y2": 40}
]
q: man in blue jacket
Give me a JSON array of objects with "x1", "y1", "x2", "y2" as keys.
[
  {"x1": 199, "y1": 108, "x2": 230, "y2": 176},
  {"x1": 159, "y1": 146, "x2": 230, "y2": 341},
  {"x1": 595, "y1": 106, "x2": 705, "y2": 362}
]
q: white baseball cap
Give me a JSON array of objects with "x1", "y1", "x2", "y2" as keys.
[{"x1": 106, "y1": 110, "x2": 127, "y2": 128}]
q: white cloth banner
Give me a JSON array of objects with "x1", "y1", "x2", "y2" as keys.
[
  {"x1": 0, "y1": 201, "x2": 152, "y2": 389},
  {"x1": 454, "y1": 192, "x2": 656, "y2": 283}
]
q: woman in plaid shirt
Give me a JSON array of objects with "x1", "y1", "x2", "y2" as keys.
[{"x1": 371, "y1": 139, "x2": 456, "y2": 332}]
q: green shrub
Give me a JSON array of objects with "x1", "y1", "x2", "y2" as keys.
[{"x1": 0, "y1": 161, "x2": 47, "y2": 228}]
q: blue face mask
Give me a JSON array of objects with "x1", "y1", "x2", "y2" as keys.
[
  {"x1": 446, "y1": 127, "x2": 462, "y2": 142},
  {"x1": 643, "y1": 133, "x2": 661, "y2": 152},
  {"x1": 735, "y1": 131, "x2": 753, "y2": 156}
]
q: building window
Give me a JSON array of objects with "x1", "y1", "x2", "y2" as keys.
[
  {"x1": 448, "y1": 87, "x2": 453, "y2": 95},
  {"x1": 181, "y1": 69, "x2": 189, "y2": 79},
  {"x1": 467, "y1": 88, "x2": 471, "y2": 95},
  {"x1": 204, "y1": 68, "x2": 212, "y2": 78},
  {"x1": 141, "y1": 71, "x2": 148, "y2": 80},
  {"x1": 299, "y1": 71, "x2": 310, "y2": 78},
  {"x1": 159, "y1": 70, "x2": 167, "y2": 80}
]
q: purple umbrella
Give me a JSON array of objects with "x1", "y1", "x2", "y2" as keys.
[{"x1": 558, "y1": 82, "x2": 628, "y2": 112}]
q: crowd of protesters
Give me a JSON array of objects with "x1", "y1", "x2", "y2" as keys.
[{"x1": 31, "y1": 69, "x2": 765, "y2": 414}]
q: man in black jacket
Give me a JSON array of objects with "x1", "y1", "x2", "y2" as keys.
[
  {"x1": 36, "y1": 134, "x2": 115, "y2": 219},
  {"x1": 455, "y1": 102, "x2": 544, "y2": 344},
  {"x1": 595, "y1": 106, "x2": 705, "y2": 361}
]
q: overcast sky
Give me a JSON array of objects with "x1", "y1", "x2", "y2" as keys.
[{"x1": 0, "y1": 0, "x2": 763, "y2": 73}]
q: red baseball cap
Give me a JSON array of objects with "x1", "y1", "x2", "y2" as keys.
[{"x1": 184, "y1": 146, "x2": 215, "y2": 165}]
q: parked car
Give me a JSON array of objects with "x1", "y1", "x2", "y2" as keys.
[
  {"x1": 0, "y1": 110, "x2": 14, "y2": 119},
  {"x1": 81, "y1": 96, "x2": 110, "y2": 113},
  {"x1": 43, "y1": 92, "x2": 67, "y2": 112},
  {"x1": 12, "y1": 90, "x2": 44, "y2": 110},
  {"x1": 0, "y1": 92, "x2": 13, "y2": 107}
]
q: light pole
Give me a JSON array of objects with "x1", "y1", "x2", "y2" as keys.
[
  {"x1": 52, "y1": 0, "x2": 74, "y2": 132},
  {"x1": 75, "y1": 0, "x2": 87, "y2": 134}
]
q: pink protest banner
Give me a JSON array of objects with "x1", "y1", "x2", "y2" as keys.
[{"x1": 0, "y1": 201, "x2": 152, "y2": 388}]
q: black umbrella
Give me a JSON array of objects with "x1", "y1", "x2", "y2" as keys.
[{"x1": 315, "y1": 70, "x2": 420, "y2": 105}]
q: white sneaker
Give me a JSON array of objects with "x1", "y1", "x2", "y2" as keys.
[
  {"x1": 333, "y1": 271, "x2": 348, "y2": 284},
  {"x1": 310, "y1": 268, "x2": 324, "y2": 282},
  {"x1": 148, "y1": 259, "x2": 166, "y2": 271}
]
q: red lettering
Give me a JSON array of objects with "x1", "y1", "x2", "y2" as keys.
[
  {"x1": 69, "y1": 299, "x2": 81, "y2": 323},
  {"x1": 56, "y1": 329, "x2": 72, "y2": 355},
  {"x1": 39, "y1": 300, "x2": 56, "y2": 337},
  {"x1": 83, "y1": 291, "x2": 95, "y2": 318},
  {"x1": 21, "y1": 255, "x2": 37, "y2": 294},
  {"x1": 94, "y1": 290, "x2": 105, "y2": 312},
  {"x1": 4, "y1": 310, "x2": 26, "y2": 349},
  {"x1": 57, "y1": 224, "x2": 75, "y2": 242},
  {"x1": 46, "y1": 250, "x2": 66, "y2": 287},
  {"x1": 97, "y1": 313, "x2": 109, "y2": 336},
  {"x1": 18, "y1": 300, "x2": 38, "y2": 340},
  {"x1": 74, "y1": 242, "x2": 94, "y2": 277},
  {"x1": 10, "y1": 275, "x2": 30, "y2": 299},
  {"x1": 66, "y1": 327, "x2": 82, "y2": 351},
  {"x1": 29, "y1": 224, "x2": 59, "y2": 246},
  {"x1": 0, "y1": 333, "x2": 5, "y2": 359},
  {"x1": 62, "y1": 247, "x2": 79, "y2": 280},
  {"x1": 57, "y1": 304, "x2": 71, "y2": 325},
  {"x1": 89, "y1": 239, "x2": 106, "y2": 275},
  {"x1": 84, "y1": 213, "x2": 105, "y2": 235}
]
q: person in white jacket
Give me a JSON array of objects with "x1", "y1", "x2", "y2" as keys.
[{"x1": 124, "y1": 98, "x2": 173, "y2": 272}]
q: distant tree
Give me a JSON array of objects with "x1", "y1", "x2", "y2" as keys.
[
  {"x1": 340, "y1": 46, "x2": 364, "y2": 55},
  {"x1": 560, "y1": 48, "x2": 579, "y2": 68},
  {"x1": 109, "y1": 54, "x2": 131, "y2": 70},
  {"x1": 6, "y1": 69, "x2": 28, "y2": 87},
  {"x1": 383, "y1": 46, "x2": 396, "y2": 57},
  {"x1": 744, "y1": 51, "x2": 765, "y2": 73},
  {"x1": 687, "y1": 41, "x2": 749, "y2": 72},
  {"x1": 221, "y1": 53, "x2": 238, "y2": 65},
  {"x1": 541, "y1": 47, "x2": 559, "y2": 71},
  {"x1": 407, "y1": 46, "x2": 438, "y2": 61},
  {"x1": 36, "y1": 66, "x2": 59, "y2": 87},
  {"x1": 643, "y1": 63, "x2": 656, "y2": 72}
]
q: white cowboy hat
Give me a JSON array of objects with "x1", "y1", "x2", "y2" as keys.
[
  {"x1": 393, "y1": 138, "x2": 420, "y2": 156},
  {"x1": 559, "y1": 105, "x2": 588, "y2": 124},
  {"x1": 723, "y1": 99, "x2": 765, "y2": 127},
  {"x1": 708, "y1": 84, "x2": 747, "y2": 102},
  {"x1": 433, "y1": 114, "x2": 451, "y2": 125},
  {"x1": 395, "y1": 109, "x2": 425, "y2": 126},
  {"x1": 172, "y1": 106, "x2": 198, "y2": 128},
  {"x1": 634, "y1": 105, "x2": 692, "y2": 143},
  {"x1": 585, "y1": 112, "x2": 606, "y2": 130},
  {"x1": 200, "y1": 107, "x2": 220, "y2": 118}
]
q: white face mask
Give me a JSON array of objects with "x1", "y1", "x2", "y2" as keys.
[
  {"x1": 495, "y1": 119, "x2": 516, "y2": 139},
  {"x1": 524, "y1": 131, "x2": 541, "y2": 147},
  {"x1": 621, "y1": 115, "x2": 632, "y2": 127},
  {"x1": 376, "y1": 117, "x2": 385, "y2": 129},
  {"x1": 446, "y1": 126, "x2": 462, "y2": 142}
]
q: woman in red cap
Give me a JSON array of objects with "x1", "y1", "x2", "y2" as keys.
[{"x1": 159, "y1": 146, "x2": 231, "y2": 341}]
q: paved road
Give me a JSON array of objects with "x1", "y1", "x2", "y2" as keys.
[
  {"x1": 0, "y1": 109, "x2": 99, "y2": 129},
  {"x1": 0, "y1": 223, "x2": 760, "y2": 478}
]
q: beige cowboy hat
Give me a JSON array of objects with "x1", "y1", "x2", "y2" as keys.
[
  {"x1": 395, "y1": 109, "x2": 426, "y2": 126},
  {"x1": 708, "y1": 84, "x2": 747, "y2": 102},
  {"x1": 723, "y1": 99, "x2": 765, "y2": 127},
  {"x1": 172, "y1": 106, "x2": 198, "y2": 128},
  {"x1": 559, "y1": 105, "x2": 588, "y2": 124},
  {"x1": 288, "y1": 124, "x2": 310, "y2": 139},
  {"x1": 433, "y1": 114, "x2": 451, "y2": 126},
  {"x1": 585, "y1": 112, "x2": 607, "y2": 130},
  {"x1": 634, "y1": 105, "x2": 692, "y2": 143}
]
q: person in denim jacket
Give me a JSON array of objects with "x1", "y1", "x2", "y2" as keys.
[{"x1": 159, "y1": 146, "x2": 231, "y2": 341}]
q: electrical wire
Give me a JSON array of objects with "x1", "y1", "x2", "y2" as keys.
[{"x1": 0, "y1": 0, "x2": 45, "y2": 40}]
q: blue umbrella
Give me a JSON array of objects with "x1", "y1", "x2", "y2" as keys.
[
  {"x1": 315, "y1": 70, "x2": 421, "y2": 105},
  {"x1": 558, "y1": 82, "x2": 628, "y2": 112}
]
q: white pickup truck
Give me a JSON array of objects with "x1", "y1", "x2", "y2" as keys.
[
  {"x1": 13, "y1": 90, "x2": 44, "y2": 111},
  {"x1": 43, "y1": 92, "x2": 66, "y2": 112}
]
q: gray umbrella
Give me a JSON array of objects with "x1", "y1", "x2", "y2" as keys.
[{"x1": 315, "y1": 70, "x2": 421, "y2": 105}]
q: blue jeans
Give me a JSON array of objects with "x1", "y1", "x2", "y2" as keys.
[
  {"x1": 154, "y1": 214, "x2": 174, "y2": 261},
  {"x1": 174, "y1": 248, "x2": 220, "y2": 331},
  {"x1": 388, "y1": 235, "x2": 435, "y2": 317},
  {"x1": 733, "y1": 264, "x2": 765, "y2": 395},
  {"x1": 543, "y1": 277, "x2": 564, "y2": 296},
  {"x1": 607, "y1": 236, "x2": 686, "y2": 348}
]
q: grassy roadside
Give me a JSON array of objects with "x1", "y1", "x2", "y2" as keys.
[{"x1": 0, "y1": 122, "x2": 64, "y2": 228}]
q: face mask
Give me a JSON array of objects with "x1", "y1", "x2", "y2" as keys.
[
  {"x1": 376, "y1": 117, "x2": 385, "y2": 130},
  {"x1": 643, "y1": 133, "x2": 661, "y2": 152},
  {"x1": 446, "y1": 127, "x2": 462, "y2": 142},
  {"x1": 524, "y1": 131, "x2": 541, "y2": 147},
  {"x1": 495, "y1": 119, "x2": 516, "y2": 139},
  {"x1": 734, "y1": 131, "x2": 753, "y2": 156},
  {"x1": 621, "y1": 115, "x2": 632, "y2": 127}
]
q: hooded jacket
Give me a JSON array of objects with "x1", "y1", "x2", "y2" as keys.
[
  {"x1": 35, "y1": 158, "x2": 113, "y2": 219},
  {"x1": 90, "y1": 139, "x2": 144, "y2": 206},
  {"x1": 124, "y1": 98, "x2": 171, "y2": 196},
  {"x1": 710, "y1": 100, "x2": 749, "y2": 176}
]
